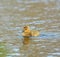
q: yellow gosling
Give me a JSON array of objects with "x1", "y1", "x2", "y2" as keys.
[{"x1": 22, "y1": 26, "x2": 39, "y2": 37}]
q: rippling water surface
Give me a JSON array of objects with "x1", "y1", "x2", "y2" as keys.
[{"x1": 0, "y1": 0, "x2": 60, "y2": 57}]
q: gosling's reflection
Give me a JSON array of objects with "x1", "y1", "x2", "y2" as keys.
[{"x1": 23, "y1": 36, "x2": 31, "y2": 45}]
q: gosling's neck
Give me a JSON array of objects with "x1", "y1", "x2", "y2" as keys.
[{"x1": 24, "y1": 29, "x2": 31, "y2": 33}]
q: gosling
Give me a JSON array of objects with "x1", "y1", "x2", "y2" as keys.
[{"x1": 22, "y1": 26, "x2": 39, "y2": 37}]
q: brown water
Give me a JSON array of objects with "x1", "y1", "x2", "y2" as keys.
[{"x1": 0, "y1": 0, "x2": 60, "y2": 57}]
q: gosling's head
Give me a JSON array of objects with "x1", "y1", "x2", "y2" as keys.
[{"x1": 23, "y1": 26, "x2": 30, "y2": 30}]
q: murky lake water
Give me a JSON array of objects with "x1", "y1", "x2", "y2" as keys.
[{"x1": 0, "y1": 0, "x2": 60, "y2": 57}]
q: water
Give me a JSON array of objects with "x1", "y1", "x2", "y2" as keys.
[{"x1": 0, "y1": 0, "x2": 60, "y2": 57}]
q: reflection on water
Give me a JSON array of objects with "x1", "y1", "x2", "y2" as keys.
[
  {"x1": 0, "y1": 42, "x2": 7, "y2": 57},
  {"x1": 23, "y1": 36, "x2": 31, "y2": 45},
  {"x1": 0, "y1": 0, "x2": 60, "y2": 57}
]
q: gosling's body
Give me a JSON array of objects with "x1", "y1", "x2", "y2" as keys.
[
  {"x1": 30, "y1": 30, "x2": 39, "y2": 36},
  {"x1": 22, "y1": 26, "x2": 39, "y2": 37}
]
